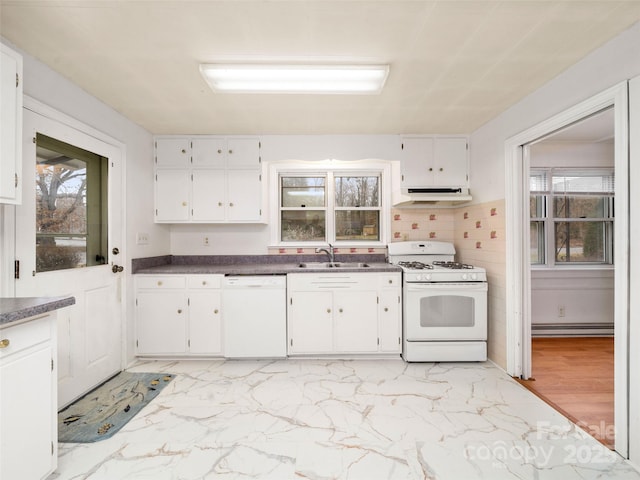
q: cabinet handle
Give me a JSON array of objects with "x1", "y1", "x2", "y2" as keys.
[
  {"x1": 228, "y1": 149, "x2": 233, "y2": 154},
  {"x1": 157, "y1": 281, "x2": 163, "y2": 286},
  {"x1": 177, "y1": 309, "x2": 182, "y2": 314},
  {"x1": 181, "y1": 149, "x2": 186, "y2": 154},
  {"x1": 339, "y1": 308, "x2": 343, "y2": 313},
  {"x1": 182, "y1": 201, "x2": 187, "y2": 206},
  {"x1": 439, "y1": 167, "x2": 444, "y2": 172},
  {"x1": 229, "y1": 202, "x2": 234, "y2": 207},
  {"x1": 0, "y1": 339, "x2": 10, "y2": 349},
  {"x1": 384, "y1": 307, "x2": 389, "y2": 312},
  {"x1": 218, "y1": 202, "x2": 223, "y2": 206},
  {"x1": 388, "y1": 279, "x2": 393, "y2": 284},
  {"x1": 429, "y1": 167, "x2": 433, "y2": 172},
  {"x1": 217, "y1": 149, "x2": 222, "y2": 154},
  {"x1": 202, "y1": 281, "x2": 207, "y2": 285},
  {"x1": 214, "y1": 309, "x2": 219, "y2": 314},
  {"x1": 327, "y1": 308, "x2": 331, "y2": 313}
]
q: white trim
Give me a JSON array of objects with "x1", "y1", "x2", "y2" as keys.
[{"x1": 505, "y1": 82, "x2": 629, "y2": 457}]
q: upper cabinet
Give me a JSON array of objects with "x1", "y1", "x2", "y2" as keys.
[
  {"x1": 0, "y1": 43, "x2": 23, "y2": 204},
  {"x1": 154, "y1": 136, "x2": 264, "y2": 223},
  {"x1": 400, "y1": 136, "x2": 468, "y2": 189}
]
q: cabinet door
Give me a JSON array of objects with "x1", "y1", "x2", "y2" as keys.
[
  {"x1": 192, "y1": 137, "x2": 226, "y2": 168},
  {"x1": 400, "y1": 137, "x2": 434, "y2": 188},
  {"x1": 334, "y1": 291, "x2": 379, "y2": 352},
  {"x1": 155, "y1": 169, "x2": 190, "y2": 222},
  {"x1": 0, "y1": 44, "x2": 22, "y2": 204},
  {"x1": 1, "y1": 345, "x2": 53, "y2": 480},
  {"x1": 189, "y1": 291, "x2": 222, "y2": 354},
  {"x1": 227, "y1": 169, "x2": 261, "y2": 222},
  {"x1": 288, "y1": 291, "x2": 333, "y2": 353},
  {"x1": 433, "y1": 137, "x2": 468, "y2": 187},
  {"x1": 227, "y1": 138, "x2": 260, "y2": 168},
  {"x1": 155, "y1": 137, "x2": 191, "y2": 167},
  {"x1": 379, "y1": 289, "x2": 401, "y2": 352},
  {"x1": 136, "y1": 292, "x2": 187, "y2": 354},
  {"x1": 191, "y1": 169, "x2": 226, "y2": 221}
]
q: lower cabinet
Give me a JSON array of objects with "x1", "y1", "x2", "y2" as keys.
[
  {"x1": 135, "y1": 275, "x2": 223, "y2": 356},
  {"x1": 0, "y1": 314, "x2": 57, "y2": 480},
  {"x1": 287, "y1": 272, "x2": 401, "y2": 355}
]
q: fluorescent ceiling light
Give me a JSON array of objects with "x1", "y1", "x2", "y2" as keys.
[{"x1": 199, "y1": 64, "x2": 389, "y2": 94}]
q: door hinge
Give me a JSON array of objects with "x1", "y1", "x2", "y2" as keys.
[
  {"x1": 377, "y1": 338, "x2": 380, "y2": 345},
  {"x1": 14, "y1": 173, "x2": 18, "y2": 188},
  {"x1": 377, "y1": 296, "x2": 379, "y2": 304},
  {"x1": 16, "y1": 73, "x2": 19, "y2": 88},
  {"x1": 398, "y1": 295, "x2": 401, "y2": 303},
  {"x1": 14, "y1": 260, "x2": 19, "y2": 279},
  {"x1": 398, "y1": 337, "x2": 401, "y2": 345},
  {"x1": 136, "y1": 340, "x2": 139, "y2": 347},
  {"x1": 259, "y1": 156, "x2": 262, "y2": 164},
  {"x1": 290, "y1": 297, "x2": 292, "y2": 305},
  {"x1": 290, "y1": 338, "x2": 293, "y2": 346},
  {"x1": 188, "y1": 339, "x2": 191, "y2": 347},
  {"x1": 259, "y1": 173, "x2": 262, "y2": 181},
  {"x1": 135, "y1": 298, "x2": 138, "y2": 306},
  {"x1": 51, "y1": 441, "x2": 54, "y2": 455},
  {"x1": 51, "y1": 358, "x2": 54, "y2": 371},
  {"x1": 401, "y1": 142, "x2": 404, "y2": 150},
  {"x1": 258, "y1": 141, "x2": 261, "y2": 149},
  {"x1": 32, "y1": 137, "x2": 36, "y2": 144}
]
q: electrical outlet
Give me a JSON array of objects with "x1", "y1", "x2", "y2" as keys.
[
  {"x1": 136, "y1": 232, "x2": 149, "y2": 245},
  {"x1": 558, "y1": 306, "x2": 566, "y2": 317},
  {"x1": 203, "y1": 236, "x2": 210, "y2": 246}
]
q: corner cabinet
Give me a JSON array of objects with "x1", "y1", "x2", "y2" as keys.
[
  {"x1": 400, "y1": 136, "x2": 468, "y2": 189},
  {"x1": 0, "y1": 314, "x2": 57, "y2": 480},
  {"x1": 135, "y1": 275, "x2": 223, "y2": 356},
  {"x1": 0, "y1": 43, "x2": 23, "y2": 204},
  {"x1": 287, "y1": 272, "x2": 401, "y2": 356},
  {"x1": 154, "y1": 136, "x2": 263, "y2": 223}
]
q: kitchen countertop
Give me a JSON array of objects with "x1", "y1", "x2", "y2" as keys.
[
  {"x1": 132, "y1": 254, "x2": 401, "y2": 275},
  {"x1": 0, "y1": 296, "x2": 76, "y2": 328}
]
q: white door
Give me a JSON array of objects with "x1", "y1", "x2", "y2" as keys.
[{"x1": 14, "y1": 108, "x2": 124, "y2": 407}]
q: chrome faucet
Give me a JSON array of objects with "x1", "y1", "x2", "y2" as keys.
[{"x1": 315, "y1": 244, "x2": 335, "y2": 262}]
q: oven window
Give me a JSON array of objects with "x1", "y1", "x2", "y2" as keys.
[{"x1": 420, "y1": 296, "x2": 475, "y2": 327}]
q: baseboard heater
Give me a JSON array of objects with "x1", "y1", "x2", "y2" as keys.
[{"x1": 532, "y1": 322, "x2": 614, "y2": 337}]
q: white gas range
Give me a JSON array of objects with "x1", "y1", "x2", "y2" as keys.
[{"x1": 388, "y1": 241, "x2": 488, "y2": 362}]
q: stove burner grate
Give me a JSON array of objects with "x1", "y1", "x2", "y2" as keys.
[
  {"x1": 432, "y1": 261, "x2": 475, "y2": 270},
  {"x1": 397, "y1": 261, "x2": 433, "y2": 270}
]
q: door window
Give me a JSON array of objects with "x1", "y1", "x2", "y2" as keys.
[{"x1": 35, "y1": 134, "x2": 108, "y2": 272}]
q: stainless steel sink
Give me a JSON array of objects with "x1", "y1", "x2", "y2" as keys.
[{"x1": 297, "y1": 262, "x2": 370, "y2": 268}]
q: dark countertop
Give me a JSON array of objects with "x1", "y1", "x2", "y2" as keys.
[
  {"x1": 0, "y1": 296, "x2": 76, "y2": 328},
  {"x1": 132, "y1": 254, "x2": 401, "y2": 275}
]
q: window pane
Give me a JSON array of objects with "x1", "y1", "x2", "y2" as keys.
[
  {"x1": 552, "y1": 172, "x2": 614, "y2": 194},
  {"x1": 281, "y1": 210, "x2": 325, "y2": 241},
  {"x1": 530, "y1": 195, "x2": 544, "y2": 218},
  {"x1": 335, "y1": 210, "x2": 379, "y2": 241},
  {"x1": 530, "y1": 221, "x2": 544, "y2": 264},
  {"x1": 555, "y1": 221, "x2": 606, "y2": 263},
  {"x1": 335, "y1": 176, "x2": 379, "y2": 207},
  {"x1": 35, "y1": 134, "x2": 108, "y2": 272},
  {"x1": 281, "y1": 177, "x2": 325, "y2": 207},
  {"x1": 553, "y1": 196, "x2": 607, "y2": 218}
]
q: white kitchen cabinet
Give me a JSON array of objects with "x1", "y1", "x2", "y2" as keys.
[
  {"x1": 400, "y1": 136, "x2": 468, "y2": 188},
  {"x1": 287, "y1": 272, "x2": 401, "y2": 356},
  {"x1": 135, "y1": 274, "x2": 223, "y2": 356},
  {"x1": 154, "y1": 135, "x2": 263, "y2": 223},
  {"x1": 0, "y1": 314, "x2": 57, "y2": 480},
  {"x1": 378, "y1": 277, "x2": 402, "y2": 352},
  {"x1": 0, "y1": 43, "x2": 23, "y2": 204}
]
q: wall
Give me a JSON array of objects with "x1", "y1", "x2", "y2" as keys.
[
  {"x1": 468, "y1": 22, "x2": 640, "y2": 369},
  {"x1": 2, "y1": 37, "x2": 167, "y2": 364}
]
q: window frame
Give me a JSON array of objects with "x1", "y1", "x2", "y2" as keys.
[
  {"x1": 269, "y1": 159, "x2": 391, "y2": 247},
  {"x1": 530, "y1": 167, "x2": 614, "y2": 268}
]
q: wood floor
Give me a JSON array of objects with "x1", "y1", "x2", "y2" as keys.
[{"x1": 515, "y1": 337, "x2": 615, "y2": 449}]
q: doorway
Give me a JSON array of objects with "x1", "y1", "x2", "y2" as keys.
[
  {"x1": 504, "y1": 82, "x2": 629, "y2": 457},
  {"x1": 13, "y1": 103, "x2": 125, "y2": 407}
]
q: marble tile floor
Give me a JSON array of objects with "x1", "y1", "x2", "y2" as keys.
[{"x1": 48, "y1": 359, "x2": 640, "y2": 480}]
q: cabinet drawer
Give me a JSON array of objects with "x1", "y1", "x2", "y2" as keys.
[
  {"x1": 288, "y1": 273, "x2": 378, "y2": 291},
  {"x1": 0, "y1": 316, "x2": 51, "y2": 359},
  {"x1": 380, "y1": 274, "x2": 401, "y2": 287},
  {"x1": 136, "y1": 276, "x2": 186, "y2": 289},
  {"x1": 187, "y1": 275, "x2": 222, "y2": 289}
]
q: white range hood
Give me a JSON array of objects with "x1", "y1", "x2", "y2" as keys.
[{"x1": 393, "y1": 187, "x2": 472, "y2": 208}]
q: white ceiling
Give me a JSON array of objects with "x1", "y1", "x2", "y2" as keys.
[{"x1": 2, "y1": 1, "x2": 639, "y2": 135}]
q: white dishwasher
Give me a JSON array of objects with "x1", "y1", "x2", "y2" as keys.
[{"x1": 222, "y1": 275, "x2": 287, "y2": 358}]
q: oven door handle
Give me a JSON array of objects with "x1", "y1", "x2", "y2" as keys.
[{"x1": 405, "y1": 282, "x2": 487, "y2": 291}]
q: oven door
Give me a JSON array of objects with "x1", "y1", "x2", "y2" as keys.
[{"x1": 404, "y1": 282, "x2": 487, "y2": 341}]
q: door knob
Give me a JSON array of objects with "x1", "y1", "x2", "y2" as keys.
[{"x1": 112, "y1": 265, "x2": 124, "y2": 273}]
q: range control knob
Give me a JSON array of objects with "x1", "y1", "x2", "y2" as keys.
[
  {"x1": 462, "y1": 273, "x2": 468, "y2": 281},
  {"x1": 470, "y1": 273, "x2": 477, "y2": 281}
]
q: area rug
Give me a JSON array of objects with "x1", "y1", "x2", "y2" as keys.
[{"x1": 58, "y1": 371, "x2": 173, "y2": 443}]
